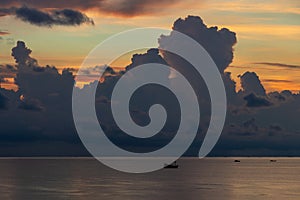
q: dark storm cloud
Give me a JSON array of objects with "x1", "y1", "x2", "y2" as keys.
[
  {"x1": 5, "y1": 64, "x2": 17, "y2": 72},
  {"x1": 11, "y1": 41, "x2": 34, "y2": 65},
  {"x1": 254, "y1": 62, "x2": 300, "y2": 69},
  {"x1": 0, "y1": 91, "x2": 8, "y2": 109},
  {"x1": 269, "y1": 125, "x2": 282, "y2": 132},
  {"x1": 0, "y1": 15, "x2": 300, "y2": 156},
  {"x1": 1, "y1": 6, "x2": 94, "y2": 27},
  {"x1": 0, "y1": 40, "x2": 177, "y2": 155},
  {"x1": 161, "y1": 15, "x2": 237, "y2": 72},
  {"x1": 243, "y1": 93, "x2": 272, "y2": 107},
  {"x1": 0, "y1": 0, "x2": 181, "y2": 17},
  {"x1": 18, "y1": 98, "x2": 44, "y2": 111},
  {"x1": 239, "y1": 72, "x2": 266, "y2": 96},
  {"x1": 158, "y1": 15, "x2": 239, "y2": 116},
  {"x1": 0, "y1": 65, "x2": 16, "y2": 89},
  {"x1": 0, "y1": 41, "x2": 86, "y2": 156},
  {"x1": 80, "y1": 65, "x2": 116, "y2": 77},
  {"x1": 0, "y1": 64, "x2": 17, "y2": 76},
  {"x1": 213, "y1": 118, "x2": 300, "y2": 156}
]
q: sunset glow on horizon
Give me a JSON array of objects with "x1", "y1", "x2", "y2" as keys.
[{"x1": 0, "y1": 0, "x2": 299, "y2": 93}]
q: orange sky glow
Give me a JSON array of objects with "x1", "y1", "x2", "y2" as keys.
[{"x1": 0, "y1": 0, "x2": 299, "y2": 93}]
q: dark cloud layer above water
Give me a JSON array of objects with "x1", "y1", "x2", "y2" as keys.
[
  {"x1": 243, "y1": 93, "x2": 272, "y2": 107},
  {"x1": 0, "y1": 16, "x2": 299, "y2": 156}
]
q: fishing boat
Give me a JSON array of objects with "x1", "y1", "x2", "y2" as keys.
[{"x1": 164, "y1": 161, "x2": 179, "y2": 168}]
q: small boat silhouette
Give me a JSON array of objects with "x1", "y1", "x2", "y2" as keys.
[
  {"x1": 234, "y1": 160, "x2": 241, "y2": 162},
  {"x1": 164, "y1": 161, "x2": 179, "y2": 169},
  {"x1": 270, "y1": 160, "x2": 277, "y2": 162}
]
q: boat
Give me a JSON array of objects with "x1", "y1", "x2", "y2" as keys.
[
  {"x1": 270, "y1": 159, "x2": 277, "y2": 162},
  {"x1": 234, "y1": 160, "x2": 241, "y2": 162},
  {"x1": 164, "y1": 161, "x2": 179, "y2": 169}
]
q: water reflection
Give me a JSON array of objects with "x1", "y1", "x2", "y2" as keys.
[{"x1": 0, "y1": 158, "x2": 299, "y2": 199}]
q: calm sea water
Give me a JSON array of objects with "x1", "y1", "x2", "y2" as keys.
[{"x1": 0, "y1": 158, "x2": 299, "y2": 200}]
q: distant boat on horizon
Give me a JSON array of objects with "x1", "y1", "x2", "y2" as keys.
[
  {"x1": 164, "y1": 161, "x2": 179, "y2": 169},
  {"x1": 270, "y1": 159, "x2": 277, "y2": 162},
  {"x1": 234, "y1": 159, "x2": 241, "y2": 162}
]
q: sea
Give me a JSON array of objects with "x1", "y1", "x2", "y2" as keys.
[{"x1": 0, "y1": 157, "x2": 299, "y2": 200}]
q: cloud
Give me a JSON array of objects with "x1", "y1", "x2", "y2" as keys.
[
  {"x1": 242, "y1": 118, "x2": 258, "y2": 131},
  {"x1": 1, "y1": 6, "x2": 94, "y2": 27},
  {"x1": 0, "y1": 64, "x2": 16, "y2": 76},
  {"x1": 160, "y1": 15, "x2": 237, "y2": 72},
  {"x1": 80, "y1": 65, "x2": 117, "y2": 77},
  {"x1": 0, "y1": 30, "x2": 9, "y2": 35},
  {"x1": 158, "y1": 15, "x2": 239, "y2": 114},
  {"x1": 18, "y1": 97, "x2": 44, "y2": 111},
  {"x1": 254, "y1": 62, "x2": 300, "y2": 69},
  {"x1": 213, "y1": 117, "x2": 300, "y2": 156},
  {"x1": 269, "y1": 124, "x2": 282, "y2": 132},
  {"x1": 0, "y1": 65, "x2": 16, "y2": 89},
  {"x1": 262, "y1": 79, "x2": 292, "y2": 83},
  {"x1": 0, "y1": 30, "x2": 10, "y2": 43},
  {"x1": 0, "y1": 16, "x2": 300, "y2": 156},
  {"x1": 0, "y1": 41, "x2": 85, "y2": 156},
  {"x1": 268, "y1": 92, "x2": 284, "y2": 103},
  {"x1": 98, "y1": 0, "x2": 181, "y2": 16},
  {"x1": 0, "y1": 0, "x2": 182, "y2": 17},
  {"x1": 11, "y1": 41, "x2": 34, "y2": 65},
  {"x1": 243, "y1": 93, "x2": 272, "y2": 107},
  {"x1": 0, "y1": 91, "x2": 8, "y2": 109},
  {"x1": 0, "y1": 77, "x2": 7, "y2": 83},
  {"x1": 239, "y1": 71, "x2": 266, "y2": 96}
]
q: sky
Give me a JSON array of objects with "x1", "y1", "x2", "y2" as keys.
[
  {"x1": 0, "y1": 0, "x2": 299, "y2": 156},
  {"x1": 0, "y1": 0, "x2": 299, "y2": 92}
]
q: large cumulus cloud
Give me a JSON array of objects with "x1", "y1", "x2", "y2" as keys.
[
  {"x1": 239, "y1": 72, "x2": 266, "y2": 96},
  {"x1": 169, "y1": 16, "x2": 237, "y2": 72},
  {"x1": 0, "y1": 15, "x2": 299, "y2": 156},
  {"x1": 0, "y1": 41, "x2": 86, "y2": 156}
]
